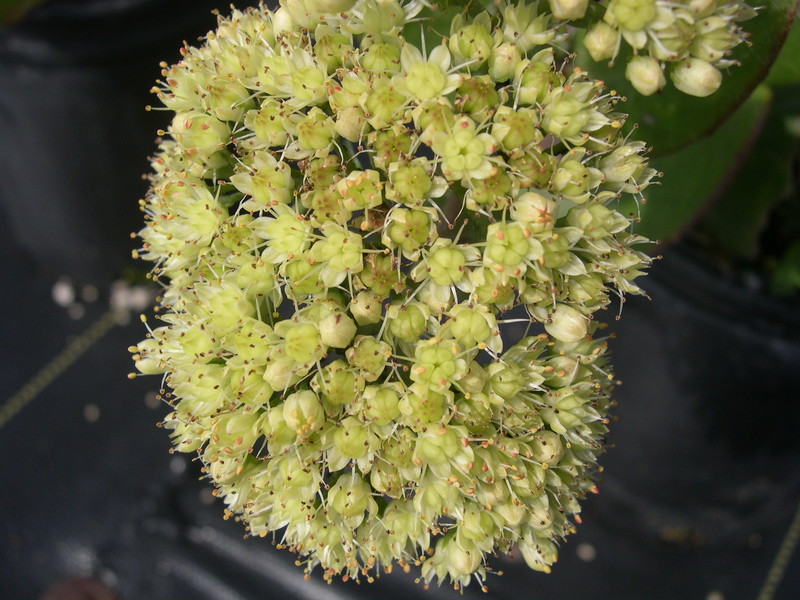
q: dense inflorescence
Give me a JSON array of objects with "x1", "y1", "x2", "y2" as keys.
[{"x1": 131, "y1": 0, "x2": 656, "y2": 588}]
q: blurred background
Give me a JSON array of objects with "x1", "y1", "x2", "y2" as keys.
[{"x1": 1, "y1": 1, "x2": 798, "y2": 598}]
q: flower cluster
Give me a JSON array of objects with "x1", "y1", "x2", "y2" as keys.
[
  {"x1": 580, "y1": 0, "x2": 756, "y2": 96},
  {"x1": 132, "y1": 0, "x2": 655, "y2": 589}
]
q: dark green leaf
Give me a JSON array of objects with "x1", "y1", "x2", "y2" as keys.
[
  {"x1": 403, "y1": 2, "x2": 465, "y2": 48},
  {"x1": 694, "y1": 101, "x2": 799, "y2": 260},
  {"x1": 619, "y1": 85, "x2": 773, "y2": 244},
  {"x1": 766, "y1": 13, "x2": 800, "y2": 86}
]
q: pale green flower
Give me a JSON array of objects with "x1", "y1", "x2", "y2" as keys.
[
  {"x1": 431, "y1": 116, "x2": 497, "y2": 182},
  {"x1": 400, "y1": 43, "x2": 460, "y2": 100},
  {"x1": 134, "y1": 1, "x2": 655, "y2": 589}
]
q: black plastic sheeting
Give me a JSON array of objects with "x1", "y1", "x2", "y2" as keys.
[
  {"x1": 2, "y1": 2, "x2": 799, "y2": 599},
  {"x1": 0, "y1": 0, "x2": 237, "y2": 286},
  {"x1": 3, "y1": 248, "x2": 800, "y2": 600}
]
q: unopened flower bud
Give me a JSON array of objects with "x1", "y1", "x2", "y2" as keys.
[
  {"x1": 607, "y1": 0, "x2": 657, "y2": 32},
  {"x1": 415, "y1": 426, "x2": 462, "y2": 465},
  {"x1": 329, "y1": 474, "x2": 372, "y2": 519},
  {"x1": 686, "y1": 0, "x2": 716, "y2": 16},
  {"x1": 332, "y1": 416, "x2": 370, "y2": 459},
  {"x1": 670, "y1": 58, "x2": 722, "y2": 97},
  {"x1": 583, "y1": 22, "x2": 620, "y2": 62},
  {"x1": 552, "y1": 158, "x2": 592, "y2": 203},
  {"x1": 360, "y1": 42, "x2": 401, "y2": 73},
  {"x1": 449, "y1": 18, "x2": 494, "y2": 67},
  {"x1": 313, "y1": 359, "x2": 364, "y2": 405},
  {"x1": 334, "y1": 106, "x2": 368, "y2": 142},
  {"x1": 457, "y1": 75, "x2": 499, "y2": 119},
  {"x1": 350, "y1": 291, "x2": 383, "y2": 326},
  {"x1": 264, "y1": 353, "x2": 302, "y2": 390},
  {"x1": 362, "y1": 385, "x2": 401, "y2": 425},
  {"x1": 548, "y1": 0, "x2": 588, "y2": 20},
  {"x1": 346, "y1": 335, "x2": 390, "y2": 381},
  {"x1": 514, "y1": 51, "x2": 560, "y2": 105},
  {"x1": 296, "y1": 107, "x2": 335, "y2": 150},
  {"x1": 360, "y1": 0, "x2": 405, "y2": 35},
  {"x1": 319, "y1": 311, "x2": 357, "y2": 348},
  {"x1": 314, "y1": 28, "x2": 353, "y2": 73},
  {"x1": 530, "y1": 430, "x2": 564, "y2": 465},
  {"x1": 492, "y1": 106, "x2": 540, "y2": 152},
  {"x1": 388, "y1": 301, "x2": 429, "y2": 343},
  {"x1": 495, "y1": 499, "x2": 528, "y2": 527},
  {"x1": 545, "y1": 303, "x2": 588, "y2": 343},
  {"x1": 489, "y1": 43, "x2": 523, "y2": 83},
  {"x1": 625, "y1": 56, "x2": 666, "y2": 96},
  {"x1": 272, "y1": 7, "x2": 297, "y2": 35},
  {"x1": 284, "y1": 323, "x2": 324, "y2": 363},
  {"x1": 365, "y1": 81, "x2": 407, "y2": 129}
]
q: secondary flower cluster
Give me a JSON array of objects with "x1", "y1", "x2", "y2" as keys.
[
  {"x1": 132, "y1": 0, "x2": 654, "y2": 589},
  {"x1": 580, "y1": 0, "x2": 756, "y2": 96}
]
